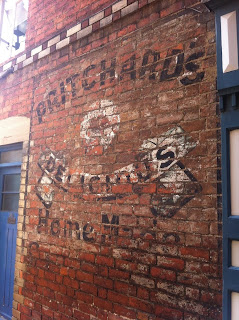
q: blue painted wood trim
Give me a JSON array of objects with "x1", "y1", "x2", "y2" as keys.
[
  {"x1": 0, "y1": 143, "x2": 22, "y2": 320},
  {"x1": 0, "y1": 143, "x2": 22, "y2": 153},
  {"x1": 221, "y1": 92, "x2": 239, "y2": 319},
  {"x1": 204, "y1": 0, "x2": 237, "y2": 11},
  {"x1": 0, "y1": 162, "x2": 21, "y2": 168}
]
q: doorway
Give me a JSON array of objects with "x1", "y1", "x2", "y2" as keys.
[{"x1": 0, "y1": 144, "x2": 22, "y2": 320}]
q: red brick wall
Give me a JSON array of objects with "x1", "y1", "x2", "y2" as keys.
[
  {"x1": 0, "y1": 0, "x2": 222, "y2": 319},
  {"x1": 26, "y1": 0, "x2": 116, "y2": 48}
]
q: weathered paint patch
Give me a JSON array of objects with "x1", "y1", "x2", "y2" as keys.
[
  {"x1": 36, "y1": 125, "x2": 202, "y2": 219},
  {"x1": 80, "y1": 100, "x2": 120, "y2": 149}
]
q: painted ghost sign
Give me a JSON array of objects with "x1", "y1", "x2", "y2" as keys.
[
  {"x1": 34, "y1": 46, "x2": 205, "y2": 124},
  {"x1": 37, "y1": 150, "x2": 68, "y2": 208},
  {"x1": 36, "y1": 125, "x2": 202, "y2": 223},
  {"x1": 114, "y1": 126, "x2": 202, "y2": 218},
  {"x1": 80, "y1": 100, "x2": 120, "y2": 150}
]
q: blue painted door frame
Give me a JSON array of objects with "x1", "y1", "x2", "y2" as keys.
[
  {"x1": 0, "y1": 165, "x2": 20, "y2": 320},
  {"x1": 221, "y1": 94, "x2": 239, "y2": 320}
]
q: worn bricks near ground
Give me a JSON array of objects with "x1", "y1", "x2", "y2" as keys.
[{"x1": 0, "y1": 0, "x2": 222, "y2": 319}]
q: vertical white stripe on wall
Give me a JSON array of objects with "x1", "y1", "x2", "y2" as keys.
[
  {"x1": 230, "y1": 130, "x2": 239, "y2": 215},
  {"x1": 232, "y1": 292, "x2": 239, "y2": 320},
  {"x1": 231, "y1": 241, "x2": 239, "y2": 267},
  {"x1": 221, "y1": 11, "x2": 239, "y2": 73}
]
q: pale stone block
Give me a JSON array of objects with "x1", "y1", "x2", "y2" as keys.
[
  {"x1": 15, "y1": 262, "x2": 26, "y2": 271},
  {"x1": 17, "y1": 216, "x2": 24, "y2": 223},
  {"x1": 23, "y1": 56, "x2": 33, "y2": 67},
  {"x1": 17, "y1": 223, "x2": 23, "y2": 231},
  {"x1": 77, "y1": 25, "x2": 92, "y2": 39},
  {"x1": 3, "y1": 61, "x2": 12, "y2": 71},
  {"x1": 16, "y1": 238, "x2": 22, "y2": 247},
  {"x1": 16, "y1": 54, "x2": 26, "y2": 64},
  {"x1": 100, "y1": 15, "x2": 113, "y2": 28},
  {"x1": 18, "y1": 200, "x2": 25, "y2": 207},
  {"x1": 67, "y1": 23, "x2": 81, "y2": 37},
  {"x1": 12, "y1": 307, "x2": 21, "y2": 319},
  {"x1": 48, "y1": 35, "x2": 60, "y2": 47},
  {"x1": 112, "y1": 0, "x2": 127, "y2": 13},
  {"x1": 22, "y1": 155, "x2": 28, "y2": 164},
  {"x1": 56, "y1": 37, "x2": 70, "y2": 50},
  {"x1": 89, "y1": 11, "x2": 104, "y2": 25},
  {"x1": 14, "y1": 277, "x2": 24, "y2": 286},
  {"x1": 121, "y1": 1, "x2": 138, "y2": 17},
  {"x1": 31, "y1": 45, "x2": 42, "y2": 56}
]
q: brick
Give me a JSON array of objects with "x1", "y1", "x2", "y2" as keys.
[
  {"x1": 112, "y1": 0, "x2": 127, "y2": 13},
  {"x1": 94, "y1": 297, "x2": 113, "y2": 312},
  {"x1": 129, "y1": 297, "x2": 153, "y2": 313},
  {"x1": 100, "y1": 15, "x2": 113, "y2": 28},
  {"x1": 105, "y1": 7, "x2": 112, "y2": 17},
  {"x1": 157, "y1": 256, "x2": 185, "y2": 271},
  {"x1": 77, "y1": 25, "x2": 93, "y2": 39},
  {"x1": 16, "y1": 54, "x2": 26, "y2": 64},
  {"x1": 19, "y1": 305, "x2": 31, "y2": 316},
  {"x1": 96, "y1": 255, "x2": 114, "y2": 267},
  {"x1": 121, "y1": 1, "x2": 138, "y2": 17},
  {"x1": 180, "y1": 247, "x2": 210, "y2": 261},
  {"x1": 22, "y1": 57, "x2": 33, "y2": 67},
  {"x1": 80, "y1": 282, "x2": 98, "y2": 296},
  {"x1": 89, "y1": 11, "x2": 104, "y2": 25},
  {"x1": 131, "y1": 275, "x2": 155, "y2": 288},
  {"x1": 112, "y1": 184, "x2": 132, "y2": 193},
  {"x1": 56, "y1": 38, "x2": 70, "y2": 50},
  {"x1": 76, "y1": 270, "x2": 94, "y2": 283},
  {"x1": 151, "y1": 267, "x2": 176, "y2": 281},
  {"x1": 82, "y1": 19, "x2": 89, "y2": 29},
  {"x1": 92, "y1": 21, "x2": 100, "y2": 32},
  {"x1": 94, "y1": 276, "x2": 113, "y2": 289},
  {"x1": 78, "y1": 252, "x2": 96, "y2": 263},
  {"x1": 1, "y1": 1, "x2": 222, "y2": 320},
  {"x1": 73, "y1": 310, "x2": 90, "y2": 320},
  {"x1": 109, "y1": 268, "x2": 130, "y2": 279},
  {"x1": 108, "y1": 291, "x2": 128, "y2": 305},
  {"x1": 113, "y1": 304, "x2": 137, "y2": 319},
  {"x1": 139, "y1": 0, "x2": 147, "y2": 8},
  {"x1": 81, "y1": 262, "x2": 97, "y2": 273},
  {"x1": 114, "y1": 280, "x2": 137, "y2": 296},
  {"x1": 48, "y1": 35, "x2": 60, "y2": 47},
  {"x1": 3, "y1": 61, "x2": 12, "y2": 71},
  {"x1": 31, "y1": 45, "x2": 42, "y2": 56},
  {"x1": 76, "y1": 291, "x2": 93, "y2": 304},
  {"x1": 155, "y1": 306, "x2": 183, "y2": 319},
  {"x1": 67, "y1": 24, "x2": 82, "y2": 37}
]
